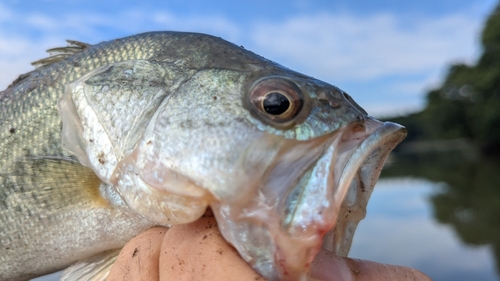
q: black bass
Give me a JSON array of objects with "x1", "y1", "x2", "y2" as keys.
[{"x1": 0, "y1": 32, "x2": 406, "y2": 281}]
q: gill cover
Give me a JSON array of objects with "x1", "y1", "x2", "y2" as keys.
[{"x1": 59, "y1": 61, "x2": 212, "y2": 225}]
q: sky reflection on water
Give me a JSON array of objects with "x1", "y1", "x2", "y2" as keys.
[{"x1": 350, "y1": 178, "x2": 498, "y2": 281}]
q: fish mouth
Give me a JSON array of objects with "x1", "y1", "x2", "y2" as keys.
[
  {"x1": 212, "y1": 118, "x2": 406, "y2": 280},
  {"x1": 321, "y1": 119, "x2": 408, "y2": 257}
]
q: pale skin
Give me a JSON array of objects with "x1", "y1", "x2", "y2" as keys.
[{"x1": 107, "y1": 212, "x2": 431, "y2": 281}]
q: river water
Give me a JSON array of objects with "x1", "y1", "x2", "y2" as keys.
[
  {"x1": 349, "y1": 149, "x2": 500, "y2": 280},
  {"x1": 350, "y1": 177, "x2": 498, "y2": 280}
]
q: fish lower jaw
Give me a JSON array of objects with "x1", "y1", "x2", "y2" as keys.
[
  {"x1": 212, "y1": 200, "x2": 335, "y2": 281},
  {"x1": 272, "y1": 226, "x2": 337, "y2": 281},
  {"x1": 213, "y1": 120, "x2": 407, "y2": 280},
  {"x1": 265, "y1": 221, "x2": 326, "y2": 279}
]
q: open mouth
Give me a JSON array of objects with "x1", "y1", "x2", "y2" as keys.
[{"x1": 212, "y1": 117, "x2": 406, "y2": 280}]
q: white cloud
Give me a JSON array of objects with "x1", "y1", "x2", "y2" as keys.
[
  {"x1": 0, "y1": 20, "x2": 67, "y2": 89},
  {"x1": 25, "y1": 14, "x2": 59, "y2": 30},
  {"x1": 0, "y1": 9, "x2": 242, "y2": 90},
  {"x1": 0, "y1": 35, "x2": 57, "y2": 89},
  {"x1": 389, "y1": 80, "x2": 436, "y2": 97},
  {"x1": 363, "y1": 102, "x2": 423, "y2": 118},
  {"x1": 0, "y1": 6, "x2": 485, "y2": 118},
  {"x1": 250, "y1": 13, "x2": 481, "y2": 83}
]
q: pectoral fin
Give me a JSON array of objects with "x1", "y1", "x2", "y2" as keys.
[
  {"x1": 1, "y1": 157, "x2": 151, "y2": 281},
  {"x1": 60, "y1": 249, "x2": 120, "y2": 281}
]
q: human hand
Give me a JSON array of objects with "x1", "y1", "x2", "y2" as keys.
[
  {"x1": 107, "y1": 213, "x2": 431, "y2": 281},
  {"x1": 107, "y1": 213, "x2": 262, "y2": 281}
]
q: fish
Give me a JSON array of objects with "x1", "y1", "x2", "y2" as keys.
[{"x1": 0, "y1": 31, "x2": 406, "y2": 281}]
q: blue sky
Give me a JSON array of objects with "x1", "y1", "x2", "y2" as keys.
[{"x1": 0, "y1": 0, "x2": 497, "y2": 117}]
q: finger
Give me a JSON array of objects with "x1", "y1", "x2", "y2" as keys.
[
  {"x1": 345, "y1": 258, "x2": 431, "y2": 281},
  {"x1": 159, "y1": 216, "x2": 264, "y2": 281},
  {"x1": 107, "y1": 227, "x2": 167, "y2": 281},
  {"x1": 310, "y1": 248, "x2": 432, "y2": 281}
]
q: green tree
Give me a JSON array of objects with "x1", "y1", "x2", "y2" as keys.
[
  {"x1": 390, "y1": 2, "x2": 500, "y2": 155},
  {"x1": 470, "y1": 3, "x2": 500, "y2": 153}
]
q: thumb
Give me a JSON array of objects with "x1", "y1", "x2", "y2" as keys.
[{"x1": 310, "y1": 248, "x2": 432, "y2": 281}]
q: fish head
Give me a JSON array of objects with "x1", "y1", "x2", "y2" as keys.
[
  {"x1": 210, "y1": 75, "x2": 407, "y2": 280},
  {"x1": 58, "y1": 33, "x2": 406, "y2": 281}
]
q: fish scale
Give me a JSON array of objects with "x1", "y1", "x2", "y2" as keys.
[
  {"x1": 1, "y1": 34, "x2": 158, "y2": 166},
  {"x1": 0, "y1": 33, "x2": 181, "y2": 280}
]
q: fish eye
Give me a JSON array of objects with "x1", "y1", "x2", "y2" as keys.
[
  {"x1": 249, "y1": 78, "x2": 303, "y2": 123},
  {"x1": 263, "y1": 92, "x2": 290, "y2": 115}
]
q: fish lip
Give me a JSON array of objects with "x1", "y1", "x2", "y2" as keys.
[
  {"x1": 285, "y1": 118, "x2": 407, "y2": 232},
  {"x1": 337, "y1": 119, "x2": 407, "y2": 206},
  {"x1": 328, "y1": 120, "x2": 407, "y2": 255},
  {"x1": 304, "y1": 120, "x2": 407, "y2": 279}
]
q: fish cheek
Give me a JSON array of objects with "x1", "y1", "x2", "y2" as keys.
[{"x1": 58, "y1": 63, "x2": 214, "y2": 226}]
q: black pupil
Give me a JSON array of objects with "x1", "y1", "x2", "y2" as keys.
[{"x1": 263, "y1": 92, "x2": 290, "y2": 115}]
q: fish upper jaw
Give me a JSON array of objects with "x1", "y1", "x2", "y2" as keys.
[
  {"x1": 327, "y1": 119, "x2": 407, "y2": 257},
  {"x1": 212, "y1": 117, "x2": 406, "y2": 280}
]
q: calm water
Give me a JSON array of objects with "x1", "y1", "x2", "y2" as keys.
[
  {"x1": 350, "y1": 150, "x2": 500, "y2": 281},
  {"x1": 33, "y1": 150, "x2": 500, "y2": 281},
  {"x1": 350, "y1": 178, "x2": 498, "y2": 281}
]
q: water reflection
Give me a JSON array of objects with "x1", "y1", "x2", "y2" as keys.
[
  {"x1": 372, "y1": 149, "x2": 500, "y2": 280},
  {"x1": 350, "y1": 178, "x2": 497, "y2": 281}
]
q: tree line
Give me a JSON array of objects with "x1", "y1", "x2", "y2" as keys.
[{"x1": 388, "y1": 2, "x2": 500, "y2": 155}]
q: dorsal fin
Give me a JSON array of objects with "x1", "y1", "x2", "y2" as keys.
[
  {"x1": 3, "y1": 40, "x2": 92, "y2": 90},
  {"x1": 31, "y1": 39, "x2": 91, "y2": 69}
]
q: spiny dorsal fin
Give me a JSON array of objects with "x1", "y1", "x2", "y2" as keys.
[
  {"x1": 31, "y1": 39, "x2": 91, "y2": 69},
  {"x1": 3, "y1": 40, "x2": 92, "y2": 90}
]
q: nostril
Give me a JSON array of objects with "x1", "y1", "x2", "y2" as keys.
[
  {"x1": 352, "y1": 123, "x2": 365, "y2": 133},
  {"x1": 329, "y1": 101, "x2": 339, "y2": 108}
]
